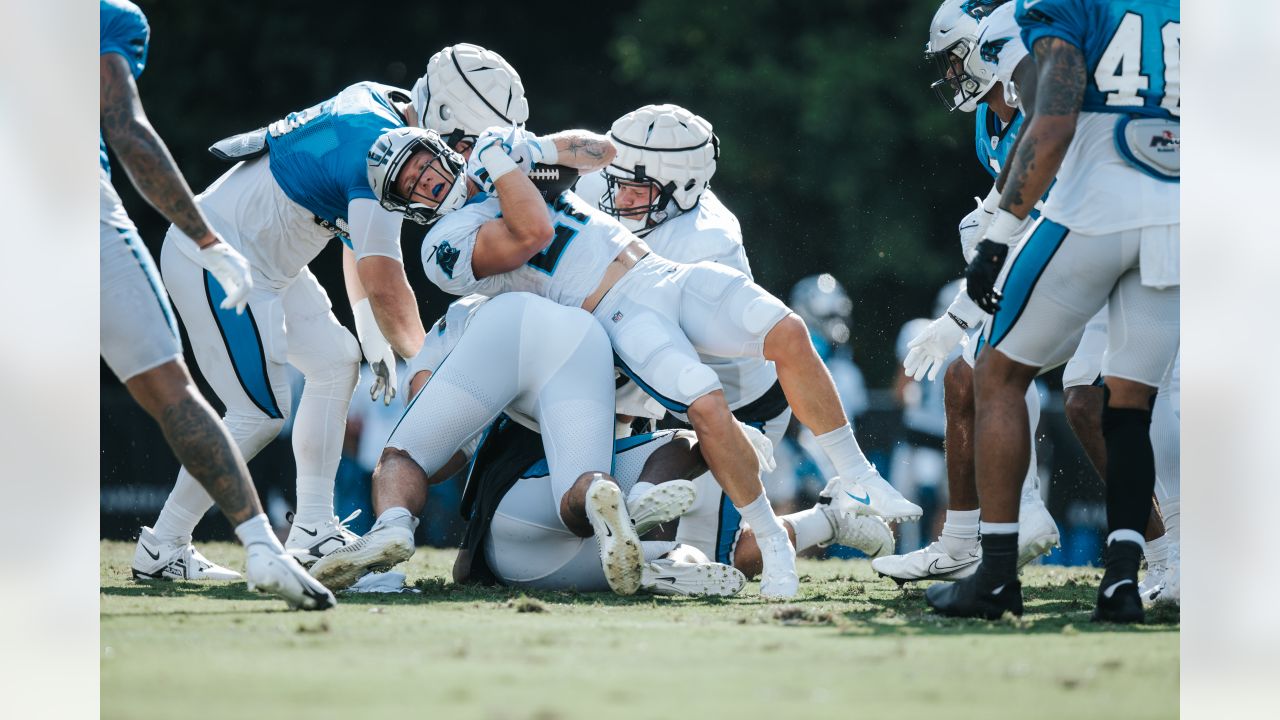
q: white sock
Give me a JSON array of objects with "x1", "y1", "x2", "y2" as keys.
[
  {"x1": 152, "y1": 471, "x2": 215, "y2": 545},
  {"x1": 375, "y1": 507, "x2": 417, "y2": 533},
  {"x1": 980, "y1": 521, "x2": 1019, "y2": 536},
  {"x1": 1161, "y1": 499, "x2": 1180, "y2": 544},
  {"x1": 736, "y1": 493, "x2": 786, "y2": 540},
  {"x1": 813, "y1": 424, "x2": 874, "y2": 483},
  {"x1": 786, "y1": 506, "x2": 836, "y2": 550},
  {"x1": 294, "y1": 476, "x2": 336, "y2": 525},
  {"x1": 1146, "y1": 534, "x2": 1169, "y2": 568},
  {"x1": 941, "y1": 509, "x2": 981, "y2": 557},
  {"x1": 235, "y1": 513, "x2": 284, "y2": 552}
]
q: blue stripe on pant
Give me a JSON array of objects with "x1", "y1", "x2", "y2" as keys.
[
  {"x1": 714, "y1": 495, "x2": 741, "y2": 565},
  {"x1": 203, "y1": 270, "x2": 283, "y2": 419},
  {"x1": 613, "y1": 352, "x2": 689, "y2": 414},
  {"x1": 987, "y1": 219, "x2": 1070, "y2": 349},
  {"x1": 118, "y1": 227, "x2": 178, "y2": 341}
]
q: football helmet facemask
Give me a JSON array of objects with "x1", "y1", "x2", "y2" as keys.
[{"x1": 367, "y1": 127, "x2": 467, "y2": 225}]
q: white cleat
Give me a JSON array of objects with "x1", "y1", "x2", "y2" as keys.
[
  {"x1": 1017, "y1": 496, "x2": 1060, "y2": 567},
  {"x1": 821, "y1": 505, "x2": 895, "y2": 558},
  {"x1": 585, "y1": 479, "x2": 644, "y2": 596},
  {"x1": 871, "y1": 540, "x2": 980, "y2": 586},
  {"x1": 1141, "y1": 543, "x2": 1179, "y2": 607},
  {"x1": 757, "y1": 531, "x2": 799, "y2": 599},
  {"x1": 628, "y1": 480, "x2": 697, "y2": 535},
  {"x1": 640, "y1": 558, "x2": 746, "y2": 597},
  {"x1": 244, "y1": 543, "x2": 336, "y2": 611},
  {"x1": 824, "y1": 469, "x2": 923, "y2": 522},
  {"x1": 285, "y1": 510, "x2": 362, "y2": 567},
  {"x1": 308, "y1": 520, "x2": 415, "y2": 592},
  {"x1": 131, "y1": 526, "x2": 241, "y2": 582}
]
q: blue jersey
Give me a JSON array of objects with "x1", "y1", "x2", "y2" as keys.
[
  {"x1": 1017, "y1": 0, "x2": 1180, "y2": 119},
  {"x1": 974, "y1": 105, "x2": 1024, "y2": 179},
  {"x1": 265, "y1": 82, "x2": 407, "y2": 228},
  {"x1": 99, "y1": 0, "x2": 149, "y2": 176}
]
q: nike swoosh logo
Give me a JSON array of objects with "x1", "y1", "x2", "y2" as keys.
[
  {"x1": 141, "y1": 544, "x2": 160, "y2": 561},
  {"x1": 926, "y1": 556, "x2": 977, "y2": 574},
  {"x1": 1103, "y1": 579, "x2": 1134, "y2": 598},
  {"x1": 655, "y1": 576, "x2": 677, "y2": 584},
  {"x1": 959, "y1": 222, "x2": 980, "y2": 231},
  {"x1": 844, "y1": 489, "x2": 871, "y2": 505},
  {"x1": 297, "y1": 526, "x2": 319, "y2": 537},
  {"x1": 992, "y1": 584, "x2": 1007, "y2": 595}
]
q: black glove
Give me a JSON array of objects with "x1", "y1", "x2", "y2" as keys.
[{"x1": 965, "y1": 239, "x2": 1009, "y2": 314}]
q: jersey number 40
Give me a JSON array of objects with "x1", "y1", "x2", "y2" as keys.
[{"x1": 1095, "y1": 13, "x2": 1179, "y2": 117}]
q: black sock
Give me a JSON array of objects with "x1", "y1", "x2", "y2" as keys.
[
  {"x1": 1101, "y1": 539, "x2": 1143, "y2": 586},
  {"x1": 1102, "y1": 403, "x2": 1156, "y2": 535},
  {"x1": 976, "y1": 532, "x2": 1018, "y2": 588}
]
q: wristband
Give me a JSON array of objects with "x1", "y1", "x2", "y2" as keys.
[
  {"x1": 980, "y1": 184, "x2": 1001, "y2": 214},
  {"x1": 477, "y1": 145, "x2": 519, "y2": 183},
  {"x1": 984, "y1": 209, "x2": 1025, "y2": 245},
  {"x1": 947, "y1": 290, "x2": 985, "y2": 328},
  {"x1": 535, "y1": 137, "x2": 559, "y2": 166}
]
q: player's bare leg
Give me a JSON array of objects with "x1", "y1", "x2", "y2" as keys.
[
  {"x1": 686, "y1": 390, "x2": 797, "y2": 598},
  {"x1": 126, "y1": 360, "x2": 334, "y2": 609},
  {"x1": 763, "y1": 313, "x2": 922, "y2": 521},
  {"x1": 943, "y1": 359, "x2": 980, "y2": 512}
]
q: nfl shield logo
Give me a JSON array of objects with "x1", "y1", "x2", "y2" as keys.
[{"x1": 611, "y1": 311, "x2": 624, "y2": 323}]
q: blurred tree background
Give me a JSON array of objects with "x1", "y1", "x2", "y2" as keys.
[{"x1": 108, "y1": 0, "x2": 989, "y2": 389}]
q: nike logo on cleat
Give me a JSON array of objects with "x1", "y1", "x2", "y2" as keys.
[
  {"x1": 655, "y1": 576, "x2": 677, "y2": 584},
  {"x1": 927, "y1": 556, "x2": 977, "y2": 574},
  {"x1": 141, "y1": 544, "x2": 160, "y2": 561},
  {"x1": 844, "y1": 489, "x2": 871, "y2": 505},
  {"x1": 991, "y1": 584, "x2": 1007, "y2": 595},
  {"x1": 297, "y1": 526, "x2": 319, "y2": 537}
]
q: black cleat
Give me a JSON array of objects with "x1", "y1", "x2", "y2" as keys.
[
  {"x1": 925, "y1": 573, "x2": 1023, "y2": 619},
  {"x1": 1092, "y1": 540, "x2": 1145, "y2": 624}
]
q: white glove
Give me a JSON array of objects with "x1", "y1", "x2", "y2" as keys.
[
  {"x1": 352, "y1": 298, "x2": 397, "y2": 405},
  {"x1": 196, "y1": 241, "x2": 253, "y2": 314},
  {"x1": 903, "y1": 313, "x2": 967, "y2": 382},
  {"x1": 964, "y1": 186, "x2": 1002, "y2": 262},
  {"x1": 740, "y1": 423, "x2": 777, "y2": 474},
  {"x1": 467, "y1": 126, "x2": 557, "y2": 194}
]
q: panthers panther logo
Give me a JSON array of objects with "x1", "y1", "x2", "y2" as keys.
[{"x1": 980, "y1": 37, "x2": 1011, "y2": 64}]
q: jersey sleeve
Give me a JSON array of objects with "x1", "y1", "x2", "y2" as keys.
[
  {"x1": 347, "y1": 197, "x2": 404, "y2": 262},
  {"x1": 99, "y1": 0, "x2": 149, "y2": 79},
  {"x1": 421, "y1": 204, "x2": 493, "y2": 296},
  {"x1": 1016, "y1": 0, "x2": 1088, "y2": 55}
]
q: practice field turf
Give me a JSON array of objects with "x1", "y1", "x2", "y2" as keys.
[{"x1": 101, "y1": 541, "x2": 1178, "y2": 720}]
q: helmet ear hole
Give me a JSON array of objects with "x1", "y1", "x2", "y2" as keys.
[
  {"x1": 684, "y1": 179, "x2": 697, "y2": 192},
  {"x1": 439, "y1": 105, "x2": 452, "y2": 121}
]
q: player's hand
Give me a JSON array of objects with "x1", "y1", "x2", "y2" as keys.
[
  {"x1": 965, "y1": 240, "x2": 1008, "y2": 314},
  {"x1": 369, "y1": 357, "x2": 397, "y2": 406},
  {"x1": 352, "y1": 298, "x2": 397, "y2": 405},
  {"x1": 903, "y1": 314, "x2": 967, "y2": 382},
  {"x1": 197, "y1": 240, "x2": 253, "y2": 314}
]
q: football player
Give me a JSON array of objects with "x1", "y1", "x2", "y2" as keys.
[
  {"x1": 134, "y1": 45, "x2": 528, "y2": 576},
  {"x1": 101, "y1": 0, "x2": 333, "y2": 608},
  {"x1": 367, "y1": 121, "x2": 919, "y2": 599},
  {"x1": 929, "y1": 0, "x2": 1180, "y2": 623},
  {"x1": 876, "y1": 0, "x2": 1059, "y2": 584}
]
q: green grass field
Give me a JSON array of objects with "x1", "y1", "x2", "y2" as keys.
[{"x1": 101, "y1": 541, "x2": 1178, "y2": 720}]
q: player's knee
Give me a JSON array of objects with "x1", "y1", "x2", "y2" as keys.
[
  {"x1": 1063, "y1": 386, "x2": 1101, "y2": 432},
  {"x1": 763, "y1": 313, "x2": 809, "y2": 362},
  {"x1": 224, "y1": 410, "x2": 287, "y2": 448},
  {"x1": 685, "y1": 391, "x2": 733, "y2": 432},
  {"x1": 374, "y1": 446, "x2": 421, "y2": 481},
  {"x1": 1103, "y1": 377, "x2": 1156, "y2": 410}
]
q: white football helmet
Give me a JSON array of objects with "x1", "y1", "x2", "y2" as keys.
[
  {"x1": 600, "y1": 104, "x2": 719, "y2": 234},
  {"x1": 411, "y1": 43, "x2": 529, "y2": 151},
  {"x1": 789, "y1": 273, "x2": 854, "y2": 346},
  {"x1": 925, "y1": 0, "x2": 1004, "y2": 112},
  {"x1": 366, "y1": 127, "x2": 467, "y2": 225}
]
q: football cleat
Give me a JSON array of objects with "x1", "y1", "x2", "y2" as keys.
[
  {"x1": 1092, "y1": 540, "x2": 1145, "y2": 623},
  {"x1": 244, "y1": 543, "x2": 336, "y2": 611},
  {"x1": 1141, "y1": 543, "x2": 1180, "y2": 607},
  {"x1": 824, "y1": 469, "x2": 923, "y2": 522},
  {"x1": 131, "y1": 526, "x2": 241, "y2": 582},
  {"x1": 308, "y1": 520, "x2": 415, "y2": 592},
  {"x1": 1017, "y1": 495, "x2": 1060, "y2": 567},
  {"x1": 285, "y1": 510, "x2": 363, "y2": 567},
  {"x1": 585, "y1": 479, "x2": 644, "y2": 596},
  {"x1": 640, "y1": 558, "x2": 746, "y2": 597},
  {"x1": 628, "y1": 480, "x2": 697, "y2": 535},
  {"x1": 871, "y1": 539, "x2": 980, "y2": 585},
  {"x1": 756, "y1": 531, "x2": 799, "y2": 599},
  {"x1": 821, "y1": 505, "x2": 895, "y2": 558},
  {"x1": 925, "y1": 572, "x2": 1024, "y2": 619}
]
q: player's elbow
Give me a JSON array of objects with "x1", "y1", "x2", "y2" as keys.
[{"x1": 513, "y1": 220, "x2": 555, "y2": 256}]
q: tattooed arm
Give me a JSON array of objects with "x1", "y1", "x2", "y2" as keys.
[
  {"x1": 996, "y1": 37, "x2": 1085, "y2": 217},
  {"x1": 993, "y1": 54, "x2": 1040, "y2": 194},
  {"x1": 100, "y1": 53, "x2": 217, "y2": 247},
  {"x1": 543, "y1": 130, "x2": 616, "y2": 172}
]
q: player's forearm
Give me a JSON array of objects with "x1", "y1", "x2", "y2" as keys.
[
  {"x1": 108, "y1": 118, "x2": 216, "y2": 245},
  {"x1": 357, "y1": 257, "x2": 426, "y2": 358},
  {"x1": 494, "y1": 173, "x2": 554, "y2": 250},
  {"x1": 546, "y1": 130, "x2": 616, "y2": 172}
]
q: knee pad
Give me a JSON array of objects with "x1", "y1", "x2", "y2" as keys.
[
  {"x1": 740, "y1": 292, "x2": 790, "y2": 336},
  {"x1": 223, "y1": 411, "x2": 287, "y2": 457},
  {"x1": 292, "y1": 326, "x2": 361, "y2": 385},
  {"x1": 676, "y1": 363, "x2": 721, "y2": 402}
]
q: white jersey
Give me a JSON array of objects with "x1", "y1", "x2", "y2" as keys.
[
  {"x1": 976, "y1": 2, "x2": 1029, "y2": 108},
  {"x1": 576, "y1": 172, "x2": 778, "y2": 414},
  {"x1": 423, "y1": 191, "x2": 632, "y2": 308}
]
